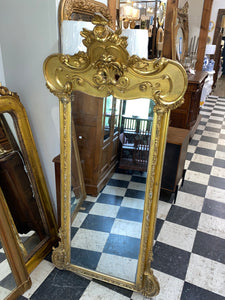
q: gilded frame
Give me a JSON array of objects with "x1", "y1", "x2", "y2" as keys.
[
  {"x1": 0, "y1": 187, "x2": 31, "y2": 300},
  {"x1": 0, "y1": 85, "x2": 58, "y2": 274},
  {"x1": 43, "y1": 15, "x2": 187, "y2": 297}
]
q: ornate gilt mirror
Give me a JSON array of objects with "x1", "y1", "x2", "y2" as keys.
[
  {"x1": 43, "y1": 13, "x2": 187, "y2": 297},
  {"x1": 0, "y1": 85, "x2": 58, "y2": 273},
  {"x1": 0, "y1": 187, "x2": 31, "y2": 300}
]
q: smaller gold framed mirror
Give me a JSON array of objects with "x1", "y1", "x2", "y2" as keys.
[{"x1": 0, "y1": 85, "x2": 58, "y2": 274}]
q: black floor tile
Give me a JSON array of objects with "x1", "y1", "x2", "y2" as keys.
[
  {"x1": 152, "y1": 241, "x2": 190, "y2": 280},
  {"x1": 208, "y1": 175, "x2": 225, "y2": 189},
  {"x1": 210, "y1": 112, "x2": 224, "y2": 118},
  {"x1": 125, "y1": 189, "x2": 145, "y2": 199},
  {"x1": 180, "y1": 180, "x2": 207, "y2": 198},
  {"x1": 154, "y1": 218, "x2": 164, "y2": 240},
  {"x1": 189, "y1": 139, "x2": 199, "y2": 146},
  {"x1": 30, "y1": 268, "x2": 90, "y2": 300},
  {"x1": 200, "y1": 135, "x2": 218, "y2": 144},
  {"x1": 166, "y1": 205, "x2": 200, "y2": 229},
  {"x1": 107, "y1": 178, "x2": 129, "y2": 188},
  {"x1": 71, "y1": 248, "x2": 101, "y2": 270},
  {"x1": 219, "y1": 133, "x2": 225, "y2": 139},
  {"x1": 188, "y1": 161, "x2": 212, "y2": 174},
  {"x1": 103, "y1": 234, "x2": 140, "y2": 259},
  {"x1": 79, "y1": 201, "x2": 94, "y2": 213},
  {"x1": 181, "y1": 282, "x2": 225, "y2": 300},
  {"x1": 71, "y1": 227, "x2": 79, "y2": 240},
  {"x1": 205, "y1": 126, "x2": 221, "y2": 133},
  {"x1": 195, "y1": 129, "x2": 203, "y2": 135},
  {"x1": 195, "y1": 147, "x2": 216, "y2": 157},
  {"x1": 81, "y1": 214, "x2": 114, "y2": 232},
  {"x1": 116, "y1": 206, "x2": 143, "y2": 222},
  {"x1": 213, "y1": 158, "x2": 225, "y2": 168},
  {"x1": 207, "y1": 118, "x2": 223, "y2": 124},
  {"x1": 202, "y1": 198, "x2": 225, "y2": 219},
  {"x1": 97, "y1": 193, "x2": 123, "y2": 206},
  {"x1": 93, "y1": 279, "x2": 133, "y2": 298},
  {"x1": 185, "y1": 152, "x2": 193, "y2": 161},
  {"x1": 0, "y1": 273, "x2": 16, "y2": 290},
  {"x1": 131, "y1": 175, "x2": 146, "y2": 184},
  {"x1": 0, "y1": 252, "x2": 6, "y2": 263},
  {"x1": 217, "y1": 144, "x2": 225, "y2": 152},
  {"x1": 192, "y1": 231, "x2": 225, "y2": 264}
]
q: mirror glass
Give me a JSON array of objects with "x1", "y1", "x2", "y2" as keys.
[
  {"x1": 176, "y1": 26, "x2": 184, "y2": 61},
  {"x1": 70, "y1": 93, "x2": 155, "y2": 282},
  {"x1": 0, "y1": 237, "x2": 17, "y2": 299},
  {"x1": 0, "y1": 113, "x2": 49, "y2": 262}
]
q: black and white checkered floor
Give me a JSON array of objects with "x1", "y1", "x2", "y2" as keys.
[{"x1": 1, "y1": 96, "x2": 225, "y2": 299}]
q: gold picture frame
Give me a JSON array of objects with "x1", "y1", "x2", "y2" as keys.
[{"x1": 43, "y1": 14, "x2": 187, "y2": 297}]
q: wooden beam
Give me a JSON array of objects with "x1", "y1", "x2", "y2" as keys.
[
  {"x1": 195, "y1": 0, "x2": 213, "y2": 71},
  {"x1": 162, "y1": 0, "x2": 178, "y2": 59},
  {"x1": 108, "y1": 0, "x2": 117, "y2": 30}
]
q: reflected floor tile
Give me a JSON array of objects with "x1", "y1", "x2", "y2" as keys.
[
  {"x1": 185, "y1": 253, "x2": 225, "y2": 297},
  {"x1": 103, "y1": 234, "x2": 140, "y2": 259},
  {"x1": 96, "y1": 253, "x2": 138, "y2": 283},
  {"x1": 111, "y1": 219, "x2": 142, "y2": 239},
  {"x1": 71, "y1": 248, "x2": 101, "y2": 270},
  {"x1": 125, "y1": 189, "x2": 145, "y2": 200},
  {"x1": 102, "y1": 185, "x2": 127, "y2": 197},
  {"x1": 85, "y1": 195, "x2": 97, "y2": 203},
  {"x1": 71, "y1": 228, "x2": 109, "y2": 252},
  {"x1": 181, "y1": 282, "x2": 225, "y2": 300},
  {"x1": 127, "y1": 181, "x2": 146, "y2": 191},
  {"x1": 198, "y1": 213, "x2": 225, "y2": 240},
  {"x1": 192, "y1": 231, "x2": 225, "y2": 264},
  {"x1": 197, "y1": 140, "x2": 217, "y2": 150},
  {"x1": 23, "y1": 260, "x2": 55, "y2": 299},
  {"x1": 89, "y1": 202, "x2": 120, "y2": 218},
  {"x1": 96, "y1": 193, "x2": 123, "y2": 206},
  {"x1": 205, "y1": 186, "x2": 225, "y2": 203},
  {"x1": 72, "y1": 212, "x2": 88, "y2": 228},
  {"x1": 184, "y1": 170, "x2": 209, "y2": 185},
  {"x1": 111, "y1": 173, "x2": 132, "y2": 181},
  {"x1": 191, "y1": 154, "x2": 214, "y2": 165},
  {"x1": 121, "y1": 197, "x2": 144, "y2": 210},
  {"x1": 157, "y1": 221, "x2": 196, "y2": 252},
  {"x1": 81, "y1": 214, "x2": 114, "y2": 232},
  {"x1": 116, "y1": 206, "x2": 143, "y2": 223},
  {"x1": 108, "y1": 178, "x2": 129, "y2": 188},
  {"x1": 131, "y1": 175, "x2": 146, "y2": 183},
  {"x1": 157, "y1": 200, "x2": 171, "y2": 220},
  {"x1": 175, "y1": 191, "x2": 204, "y2": 212}
]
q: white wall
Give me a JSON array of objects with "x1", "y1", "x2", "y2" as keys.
[
  {"x1": 0, "y1": 0, "x2": 60, "y2": 215},
  {"x1": 208, "y1": 0, "x2": 225, "y2": 43}
]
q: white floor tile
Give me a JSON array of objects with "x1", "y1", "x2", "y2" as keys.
[
  {"x1": 186, "y1": 253, "x2": 225, "y2": 297},
  {"x1": 23, "y1": 260, "x2": 55, "y2": 298},
  {"x1": 197, "y1": 140, "x2": 217, "y2": 150},
  {"x1": 96, "y1": 253, "x2": 138, "y2": 282},
  {"x1": 192, "y1": 134, "x2": 201, "y2": 140},
  {"x1": 111, "y1": 173, "x2": 132, "y2": 181},
  {"x1": 202, "y1": 131, "x2": 220, "y2": 138},
  {"x1": 157, "y1": 221, "x2": 196, "y2": 252},
  {"x1": 198, "y1": 213, "x2": 225, "y2": 240},
  {"x1": 205, "y1": 186, "x2": 225, "y2": 203},
  {"x1": 71, "y1": 228, "x2": 109, "y2": 252},
  {"x1": 89, "y1": 202, "x2": 120, "y2": 218},
  {"x1": 0, "y1": 287, "x2": 12, "y2": 299},
  {"x1": 71, "y1": 212, "x2": 87, "y2": 227},
  {"x1": 0, "y1": 259, "x2": 12, "y2": 281},
  {"x1": 102, "y1": 185, "x2": 127, "y2": 197},
  {"x1": 175, "y1": 191, "x2": 204, "y2": 212},
  {"x1": 215, "y1": 150, "x2": 225, "y2": 160},
  {"x1": 111, "y1": 219, "x2": 142, "y2": 239},
  {"x1": 86, "y1": 195, "x2": 98, "y2": 202},
  {"x1": 121, "y1": 197, "x2": 144, "y2": 210},
  {"x1": 184, "y1": 170, "x2": 209, "y2": 185},
  {"x1": 157, "y1": 200, "x2": 171, "y2": 220},
  {"x1": 80, "y1": 281, "x2": 130, "y2": 300},
  {"x1": 218, "y1": 138, "x2": 225, "y2": 146},
  {"x1": 191, "y1": 154, "x2": 214, "y2": 165},
  {"x1": 128, "y1": 181, "x2": 146, "y2": 191},
  {"x1": 211, "y1": 166, "x2": 225, "y2": 178},
  {"x1": 187, "y1": 145, "x2": 196, "y2": 153}
]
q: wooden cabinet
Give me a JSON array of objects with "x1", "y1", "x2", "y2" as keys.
[
  {"x1": 170, "y1": 71, "x2": 208, "y2": 136},
  {"x1": 161, "y1": 127, "x2": 190, "y2": 196},
  {"x1": 71, "y1": 91, "x2": 121, "y2": 196}
]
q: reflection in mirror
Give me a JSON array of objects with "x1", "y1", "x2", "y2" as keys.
[
  {"x1": 70, "y1": 95, "x2": 155, "y2": 282},
  {"x1": 0, "y1": 113, "x2": 48, "y2": 261},
  {"x1": 176, "y1": 26, "x2": 184, "y2": 61}
]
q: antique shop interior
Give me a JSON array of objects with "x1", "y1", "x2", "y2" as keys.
[{"x1": 1, "y1": 0, "x2": 225, "y2": 299}]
